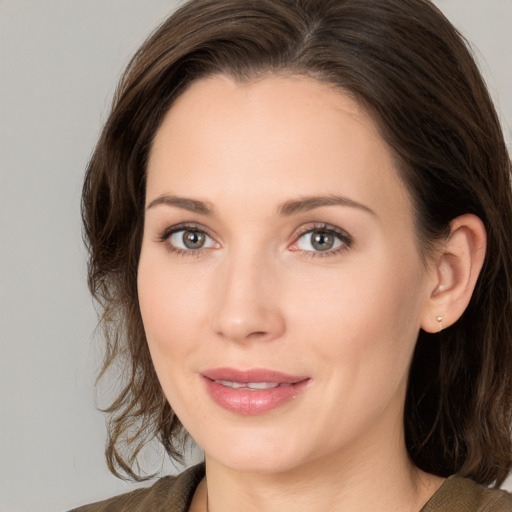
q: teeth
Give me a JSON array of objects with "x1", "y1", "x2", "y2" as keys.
[
  {"x1": 247, "y1": 382, "x2": 279, "y2": 390},
  {"x1": 216, "y1": 380, "x2": 280, "y2": 390},
  {"x1": 217, "y1": 380, "x2": 245, "y2": 389}
]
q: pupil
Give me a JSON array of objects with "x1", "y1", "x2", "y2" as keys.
[
  {"x1": 183, "y1": 230, "x2": 205, "y2": 249},
  {"x1": 312, "y1": 231, "x2": 334, "y2": 251}
]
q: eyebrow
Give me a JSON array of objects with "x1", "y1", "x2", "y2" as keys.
[
  {"x1": 278, "y1": 195, "x2": 376, "y2": 217},
  {"x1": 146, "y1": 193, "x2": 376, "y2": 217},
  {"x1": 146, "y1": 195, "x2": 214, "y2": 215}
]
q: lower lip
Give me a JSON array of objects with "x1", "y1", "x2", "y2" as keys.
[{"x1": 203, "y1": 378, "x2": 310, "y2": 415}]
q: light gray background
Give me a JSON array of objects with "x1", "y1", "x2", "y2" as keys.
[{"x1": 1, "y1": 1, "x2": 511, "y2": 511}]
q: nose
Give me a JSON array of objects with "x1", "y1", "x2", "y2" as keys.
[{"x1": 211, "y1": 251, "x2": 286, "y2": 344}]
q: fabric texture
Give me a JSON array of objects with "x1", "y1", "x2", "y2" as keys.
[
  {"x1": 68, "y1": 464, "x2": 204, "y2": 512},
  {"x1": 69, "y1": 464, "x2": 512, "y2": 512},
  {"x1": 419, "y1": 475, "x2": 512, "y2": 512}
]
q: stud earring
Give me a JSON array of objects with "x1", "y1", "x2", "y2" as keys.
[{"x1": 436, "y1": 316, "x2": 443, "y2": 331}]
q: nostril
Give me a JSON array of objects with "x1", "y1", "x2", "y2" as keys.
[
  {"x1": 211, "y1": 285, "x2": 286, "y2": 343},
  {"x1": 249, "y1": 331, "x2": 271, "y2": 339}
]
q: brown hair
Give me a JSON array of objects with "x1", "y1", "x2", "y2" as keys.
[{"x1": 82, "y1": 0, "x2": 512, "y2": 485}]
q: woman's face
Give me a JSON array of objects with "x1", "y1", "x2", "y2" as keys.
[{"x1": 138, "y1": 75, "x2": 435, "y2": 474}]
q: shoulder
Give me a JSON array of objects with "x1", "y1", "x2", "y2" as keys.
[
  {"x1": 68, "y1": 464, "x2": 205, "y2": 512},
  {"x1": 421, "y1": 475, "x2": 512, "y2": 512}
]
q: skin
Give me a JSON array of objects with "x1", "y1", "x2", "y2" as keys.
[{"x1": 138, "y1": 75, "x2": 456, "y2": 511}]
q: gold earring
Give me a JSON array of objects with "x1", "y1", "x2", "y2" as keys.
[{"x1": 436, "y1": 316, "x2": 443, "y2": 331}]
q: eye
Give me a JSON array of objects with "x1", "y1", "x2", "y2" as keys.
[
  {"x1": 167, "y1": 228, "x2": 218, "y2": 251},
  {"x1": 291, "y1": 225, "x2": 352, "y2": 254}
]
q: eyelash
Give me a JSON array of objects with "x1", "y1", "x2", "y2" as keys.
[
  {"x1": 157, "y1": 222, "x2": 353, "y2": 258},
  {"x1": 158, "y1": 222, "x2": 217, "y2": 258},
  {"x1": 290, "y1": 223, "x2": 353, "y2": 258}
]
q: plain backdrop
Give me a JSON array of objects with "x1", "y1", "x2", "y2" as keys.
[{"x1": 1, "y1": 1, "x2": 511, "y2": 511}]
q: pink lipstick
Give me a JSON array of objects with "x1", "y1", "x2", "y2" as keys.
[{"x1": 201, "y1": 368, "x2": 310, "y2": 415}]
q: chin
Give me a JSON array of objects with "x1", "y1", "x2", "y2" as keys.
[
  {"x1": 198, "y1": 425, "x2": 316, "y2": 475},
  {"x1": 209, "y1": 450, "x2": 304, "y2": 475}
]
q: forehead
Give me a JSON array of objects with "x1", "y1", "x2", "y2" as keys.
[
  {"x1": 147, "y1": 74, "x2": 412, "y2": 223},
  {"x1": 150, "y1": 74, "x2": 375, "y2": 168}
]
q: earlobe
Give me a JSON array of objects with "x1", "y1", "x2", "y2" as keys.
[{"x1": 421, "y1": 214, "x2": 486, "y2": 333}]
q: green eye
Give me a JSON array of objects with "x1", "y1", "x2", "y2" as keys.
[
  {"x1": 310, "y1": 230, "x2": 336, "y2": 251},
  {"x1": 168, "y1": 229, "x2": 217, "y2": 251},
  {"x1": 294, "y1": 226, "x2": 351, "y2": 254},
  {"x1": 182, "y1": 230, "x2": 206, "y2": 249}
]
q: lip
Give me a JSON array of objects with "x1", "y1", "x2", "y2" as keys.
[{"x1": 201, "y1": 367, "x2": 311, "y2": 415}]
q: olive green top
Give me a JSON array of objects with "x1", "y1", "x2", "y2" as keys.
[{"x1": 69, "y1": 464, "x2": 512, "y2": 512}]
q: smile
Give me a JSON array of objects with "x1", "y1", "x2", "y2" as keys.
[
  {"x1": 201, "y1": 368, "x2": 310, "y2": 415},
  {"x1": 214, "y1": 380, "x2": 287, "y2": 390}
]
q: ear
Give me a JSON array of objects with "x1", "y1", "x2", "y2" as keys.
[{"x1": 421, "y1": 214, "x2": 487, "y2": 333}]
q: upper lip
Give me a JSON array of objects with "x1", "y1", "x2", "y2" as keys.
[{"x1": 202, "y1": 367, "x2": 309, "y2": 384}]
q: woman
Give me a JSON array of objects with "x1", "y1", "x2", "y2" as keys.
[{"x1": 73, "y1": 0, "x2": 512, "y2": 510}]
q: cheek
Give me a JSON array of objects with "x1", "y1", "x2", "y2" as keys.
[
  {"x1": 287, "y1": 250, "x2": 426, "y2": 384},
  {"x1": 137, "y1": 251, "x2": 211, "y2": 377}
]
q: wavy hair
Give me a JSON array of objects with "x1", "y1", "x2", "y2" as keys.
[{"x1": 82, "y1": 0, "x2": 512, "y2": 484}]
